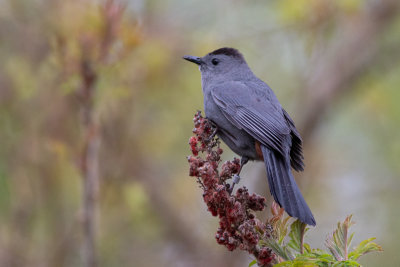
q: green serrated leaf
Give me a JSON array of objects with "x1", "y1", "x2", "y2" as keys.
[
  {"x1": 295, "y1": 251, "x2": 335, "y2": 265},
  {"x1": 310, "y1": 252, "x2": 334, "y2": 260},
  {"x1": 262, "y1": 238, "x2": 295, "y2": 261},
  {"x1": 303, "y1": 243, "x2": 312, "y2": 253},
  {"x1": 348, "y1": 237, "x2": 383, "y2": 260},
  {"x1": 288, "y1": 219, "x2": 307, "y2": 254},
  {"x1": 348, "y1": 232, "x2": 355, "y2": 248},
  {"x1": 273, "y1": 262, "x2": 293, "y2": 267},
  {"x1": 274, "y1": 260, "x2": 318, "y2": 267},
  {"x1": 248, "y1": 259, "x2": 257, "y2": 267},
  {"x1": 278, "y1": 216, "x2": 291, "y2": 244},
  {"x1": 331, "y1": 260, "x2": 360, "y2": 267},
  {"x1": 325, "y1": 215, "x2": 354, "y2": 261}
]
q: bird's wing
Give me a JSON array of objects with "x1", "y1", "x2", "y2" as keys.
[{"x1": 211, "y1": 81, "x2": 290, "y2": 156}]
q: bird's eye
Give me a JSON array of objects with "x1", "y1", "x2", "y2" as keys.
[{"x1": 211, "y1": 58, "x2": 219, "y2": 65}]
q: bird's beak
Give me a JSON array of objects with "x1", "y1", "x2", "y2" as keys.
[{"x1": 183, "y1": 55, "x2": 202, "y2": 65}]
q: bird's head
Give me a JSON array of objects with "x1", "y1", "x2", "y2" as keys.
[{"x1": 183, "y1": 47, "x2": 251, "y2": 84}]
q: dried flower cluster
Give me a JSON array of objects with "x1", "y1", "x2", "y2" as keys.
[{"x1": 188, "y1": 111, "x2": 275, "y2": 266}]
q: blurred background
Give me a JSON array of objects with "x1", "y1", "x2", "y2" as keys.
[{"x1": 0, "y1": 0, "x2": 399, "y2": 266}]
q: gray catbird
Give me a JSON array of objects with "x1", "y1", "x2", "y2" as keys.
[{"x1": 183, "y1": 47, "x2": 315, "y2": 226}]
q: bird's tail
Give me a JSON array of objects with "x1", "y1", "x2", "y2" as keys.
[{"x1": 261, "y1": 144, "x2": 316, "y2": 226}]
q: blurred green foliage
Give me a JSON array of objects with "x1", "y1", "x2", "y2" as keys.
[{"x1": 0, "y1": 0, "x2": 399, "y2": 266}]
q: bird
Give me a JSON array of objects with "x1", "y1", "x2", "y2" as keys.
[{"x1": 183, "y1": 47, "x2": 316, "y2": 226}]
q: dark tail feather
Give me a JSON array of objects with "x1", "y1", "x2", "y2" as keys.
[{"x1": 261, "y1": 144, "x2": 316, "y2": 226}]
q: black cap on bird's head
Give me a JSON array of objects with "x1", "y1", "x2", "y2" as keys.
[
  {"x1": 183, "y1": 47, "x2": 245, "y2": 65},
  {"x1": 207, "y1": 47, "x2": 244, "y2": 60}
]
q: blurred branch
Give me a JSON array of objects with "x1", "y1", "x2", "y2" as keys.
[
  {"x1": 79, "y1": 56, "x2": 99, "y2": 267},
  {"x1": 76, "y1": 1, "x2": 125, "y2": 267},
  {"x1": 299, "y1": 0, "x2": 400, "y2": 142}
]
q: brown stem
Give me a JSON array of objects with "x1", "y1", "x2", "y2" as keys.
[
  {"x1": 300, "y1": 223, "x2": 306, "y2": 255},
  {"x1": 80, "y1": 57, "x2": 99, "y2": 267},
  {"x1": 82, "y1": 123, "x2": 100, "y2": 267},
  {"x1": 78, "y1": 2, "x2": 125, "y2": 266}
]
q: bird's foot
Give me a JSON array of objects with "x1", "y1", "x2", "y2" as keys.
[
  {"x1": 233, "y1": 174, "x2": 240, "y2": 184},
  {"x1": 228, "y1": 174, "x2": 240, "y2": 194},
  {"x1": 206, "y1": 127, "x2": 218, "y2": 143},
  {"x1": 204, "y1": 120, "x2": 218, "y2": 142}
]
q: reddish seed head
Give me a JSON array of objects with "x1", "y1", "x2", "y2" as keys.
[
  {"x1": 188, "y1": 112, "x2": 274, "y2": 264},
  {"x1": 257, "y1": 247, "x2": 274, "y2": 265}
]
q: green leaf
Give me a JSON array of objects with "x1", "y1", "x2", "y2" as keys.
[
  {"x1": 288, "y1": 219, "x2": 308, "y2": 254},
  {"x1": 268, "y1": 201, "x2": 291, "y2": 245},
  {"x1": 262, "y1": 238, "x2": 295, "y2": 261},
  {"x1": 303, "y1": 243, "x2": 312, "y2": 253},
  {"x1": 248, "y1": 259, "x2": 257, "y2": 267},
  {"x1": 348, "y1": 232, "x2": 355, "y2": 249},
  {"x1": 274, "y1": 260, "x2": 317, "y2": 267},
  {"x1": 273, "y1": 262, "x2": 293, "y2": 267},
  {"x1": 325, "y1": 215, "x2": 354, "y2": 261},
  {"x1": 294, "y1": 250, "x2": 335, "y2": 265},
  {"x1": 278, "y1": 216, "x2": 291, "y2": 244},
  {"x1": 348, "y1": 237, "x2": 383, "y2": 260},
  {"x1": 331, "y1": 260, "x2": 360, "y2": 266},
  {"x1": 275, "y1": 253, "x2": 328, "y2": 267}
]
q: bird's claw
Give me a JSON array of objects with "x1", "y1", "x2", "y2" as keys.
[
  {"x1": 206, "y1": 126, "x2": 218, "y2": 142},
  {"x1": 233, "y1": 174, "x2": 240, "y2": 184},
  {"x1": 204, "y1": 118, "x2": 218, "y2": 142},
  {"x1": 228, "y1": 174, "x2": 241, "y2": 195}
]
